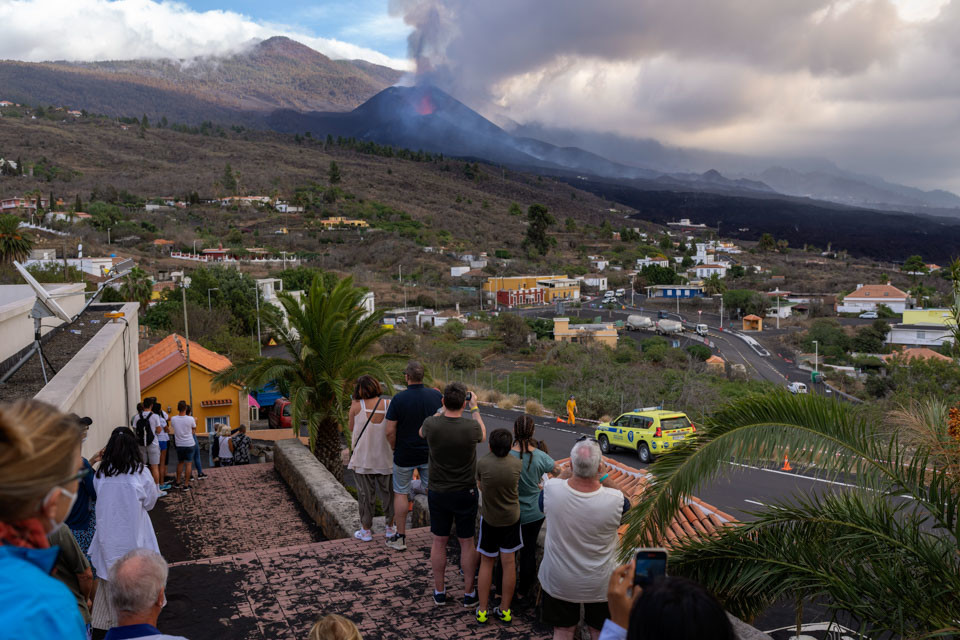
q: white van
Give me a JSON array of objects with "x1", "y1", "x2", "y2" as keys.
[
  {"x1": 787, "y1": 382, "x2": 808, "y2": 394},
  {"x1": 615, "y1": 288, "x2": 626, "y2": 297},
  {"x1": 695, "y1": 324, "x2": 709, "y2": 336}
]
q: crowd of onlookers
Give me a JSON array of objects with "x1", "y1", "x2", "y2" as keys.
[
  {"x1": 345, "y1": 360, "x2": 736, "y2": 638},
  {"x1": 1, "y1": 360, "x2": 734, "y2": 639},
  {"x1": 0, "y1": 394, "x2": 255, "y2": 639}
]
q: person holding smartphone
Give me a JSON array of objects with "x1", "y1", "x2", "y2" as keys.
[{"x1": 601, "y1": 556, "x2": 736, "y2": 640}]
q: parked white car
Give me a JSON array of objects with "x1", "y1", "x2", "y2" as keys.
[
  {"x1": 787, "y1": 382, "x2": 808, "y2": 394},
  {"x1": 859, "y1": 311, "x2": 878, "y2": 319}
]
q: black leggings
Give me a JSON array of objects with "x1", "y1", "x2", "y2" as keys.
[{"x1": 493, "y1": 517, "x2": 545, "y2": 598}]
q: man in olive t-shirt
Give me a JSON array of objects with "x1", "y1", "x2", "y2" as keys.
[
  {"x1": 419, "y1": 382, "x2": 485, "y2": 607},
  {"x1": 475, "y1": 428, "x2": 523, "y2": 624}
]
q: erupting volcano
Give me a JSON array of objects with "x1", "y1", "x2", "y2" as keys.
[{"x1": 415, "y1": 93, "x2": 436, "y2": 115}]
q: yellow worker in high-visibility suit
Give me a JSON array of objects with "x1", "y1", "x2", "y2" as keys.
[{"x1": 566, "y1": 395, "x2": 577, "y2": 425}]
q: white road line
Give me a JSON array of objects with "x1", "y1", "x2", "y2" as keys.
[
  {"x1": 744, "y1": 499, "x2": 767, "y2": 506},
  {"x1": 728, "y1": 461, "x2": 861, "y2": 488}
]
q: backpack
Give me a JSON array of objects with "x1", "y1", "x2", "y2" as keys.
[{"x1": 135, "y1": 412, "x2": 155, "y2": 447}]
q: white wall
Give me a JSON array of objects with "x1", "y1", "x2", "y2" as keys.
[
  {"x1": 886, "y1": 326, "x2": 952, "y2": 347},
  {"x1": 0, "y1": 283, "x2": 86, "y2": 364},
  {"x1": 34, "y1": 302, "x2": 140, "y2": 458},
  {"x1": 838, "y1": 299, "x2": 907, "y2": 314}
]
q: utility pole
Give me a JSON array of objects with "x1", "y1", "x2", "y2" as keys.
[
  {"x1": 180, "y1": 286, "x2": 194, "y2": 410},
  {"x1": 813, "y1": 340, "x2": 819, "y2": 374},
  {"x1": 776, "y1": 294, "x2": 780, "y2": 330}
]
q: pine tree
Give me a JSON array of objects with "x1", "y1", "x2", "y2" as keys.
[
  {"x1": 141, "y1": 114, "x2": 150, "y2": 128},
  {"x1": 75, "y1": 194, "x2": 82, "y2": 212},
  {"x1": 222, "y1": 163, "x2": 238, "y2": 194},
  {"x1": 328, "y1": 161, "x2": 341, "y2": 185}
]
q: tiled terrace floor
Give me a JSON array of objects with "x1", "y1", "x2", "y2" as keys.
[{"x1": 153, "y1": 464, "x2": 550, "y2": 639}]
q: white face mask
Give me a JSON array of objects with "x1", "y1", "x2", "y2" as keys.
[{"x1": 43, "y1": 486, "x2": 78, "y2": 534}]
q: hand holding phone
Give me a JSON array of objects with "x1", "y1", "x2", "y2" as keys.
[{"x1": 634, "y1": 548, "x2": 667, "y2": 587}]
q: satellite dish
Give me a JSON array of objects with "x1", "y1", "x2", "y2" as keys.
[{"x1": 14, "y1": 261, "x2": 72, "y2": 322}]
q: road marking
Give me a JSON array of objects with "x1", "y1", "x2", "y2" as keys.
[
  {"x1": 744, "y1": 499, "x2": 767, "y2": 506},
  {"x1": 729, "y1": 462, "x2": 916, "y2": 501}
]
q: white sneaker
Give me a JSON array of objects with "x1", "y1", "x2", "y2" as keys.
[
  {"x1": 158, "y1": 490, "x2": 169, "y2": 497},
  {"x1": 354, "y1": 528, "x2": 373, "y2": 542},
  {"x1": 385, "y1": 524, "x2": 398, "y2": 539}
]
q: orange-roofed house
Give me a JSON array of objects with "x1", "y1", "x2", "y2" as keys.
[
  {"x1": 882, "y1": 348, "x2": 952, "y2": 364},
  {"x1": 139, "y1": 334, "x2": 244, "y2": 433},
  {"x1": 555, "y1": 457, "x2": 736, "y2": 547},
  {"x1": 837, "y1": 283, "x2": 910, "y2": 314},
  {"x1": 705, "y1": 354, "x2": 725, "y2": 373}
]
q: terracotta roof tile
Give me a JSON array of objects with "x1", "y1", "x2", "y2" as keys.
[
  {"x1": 555, "y1": 456, "x2": 736, "y2": 548},
  {"x1": 882, "y1": 347, "x2": 952, "y2": 363},
  {"x1": 846, "y1": 284, "x2": 908, "y2": 299},
  {"x1": 140, "y1": 334, "x2": 234, "y2": 389}
]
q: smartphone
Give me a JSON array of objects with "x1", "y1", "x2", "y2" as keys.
[
  {"x1": 466, "y1": 392, "x2": 472, "y2": 402},
  {"x1": 634, "y1": 548, "x2": 667, "y2": 587}
]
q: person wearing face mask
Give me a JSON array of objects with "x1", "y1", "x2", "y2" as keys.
[
  {"x1": 0, "y1": 399, "x2": 88, "y2": 639},
  {"x1": 89, "y1": 427, "x2": 161, "y2": 630}
]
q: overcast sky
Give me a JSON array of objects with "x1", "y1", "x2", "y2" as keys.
[{"x1": 2, "y1": 0, "x2": 959, "y2": 192}]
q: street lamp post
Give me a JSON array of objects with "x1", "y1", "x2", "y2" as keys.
[
  {"x1": 207, "y1": 287, "x2": 219, "y2": 311},
  {"x1": 254, "y1": 282, "x2": 262, "y2": 356},
  {"x1": 813, "y1": 340, "x2": 819, "y2": 374}
]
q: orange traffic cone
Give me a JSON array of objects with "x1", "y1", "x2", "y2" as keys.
[
  {"x1": 557, "y1": 416, "x2": 567, "y2": 423},
  {"x1": 781, "y1": 453, "x2": 793, "y2": 472}
]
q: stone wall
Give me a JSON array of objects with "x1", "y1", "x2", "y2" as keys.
[{"x1": 273, "y1": 438, "x2": 361, "y2": 540}]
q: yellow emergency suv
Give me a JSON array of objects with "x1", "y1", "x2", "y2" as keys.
[{"x1": 595, "y1": 407, "x2": 696, "y2": 463}]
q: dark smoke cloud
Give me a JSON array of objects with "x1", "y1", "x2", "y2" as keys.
[{"x1": 388, "y1": 0, "x2": 960, "y2": 192}]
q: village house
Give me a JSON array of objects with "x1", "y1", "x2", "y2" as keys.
[
  {"x1": 483, "y1": 275, "x2": 580, "y2": 303},
  {"x1": 837, "y1": 284, "x2": 911, "y2": 314},
  {"x1": 578, "y1": 274, "x2": 609, "y2": 291},
  {"x1": 139, "y1": 335, "x2": 246, "y2": 434},
  {"x1": 637, "y1": 255, "x2": 670, "y2": 268},
  {"x1": 1, "y1": 196, "x2": 49, "y2": 212},
  {"x1": 644, "y1": 284, "x2": 705, "y2": 298},
  {"x1": 886, "y1": 308, "x2": 955, "y2": 348},
  {"x1": 588, "y1": 255, "x2": 609, "y2": 271},
  {"x1": 450, "y1": 265, "x2": 470, "y2": 278},
  {"x1": 553, "y1": 317, "x2": 618, "y2": 348},
  {"x1": 319, "y1": 217, "x2": 369, "y2": 228},
  {"x1": 692, "y1": 263, "x2": 728, "y2": 279},
  {"x1": 45, "y1": 211, "x2": 91, "y2": 223}
]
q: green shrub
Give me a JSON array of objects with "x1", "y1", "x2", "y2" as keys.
[
  {"x1": 450, "y1": 351, "x2": 482, "y2": 370},
  {"x1": 685, "y1": 344, "x2": 712, "y2": 361}
]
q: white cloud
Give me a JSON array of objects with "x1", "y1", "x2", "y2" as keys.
[{"x1": 0, "y1": 0, "x2": 411, "y2": 68}]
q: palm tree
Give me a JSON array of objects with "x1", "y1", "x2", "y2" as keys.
[
  {"x1": 0, "y1": 214, "x2": 34, "y2": 263},
  {"x1": 624, "y1": 393, "x2": 960, "y2": 637},
  {"x1": 702, "y1": 273, "x2": 726, "y2": 296},
  {"x1": 119, "y1": 267, "x2": 153, "y2": 312},
  {"x1": 213, "y1": 275, "x2": 402, "y2": 481}
]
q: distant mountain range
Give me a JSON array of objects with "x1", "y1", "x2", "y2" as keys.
[
  {"x1": 0, "y1": 36, "x2": 399, "y2": 124},
  {"x1": 2, "y1": 36, "x2": 957, "y2": 216}
]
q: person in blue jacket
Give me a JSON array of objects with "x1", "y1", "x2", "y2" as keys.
[{"x1": 0, "y1": 400, "x2": 88, "y2": 639}]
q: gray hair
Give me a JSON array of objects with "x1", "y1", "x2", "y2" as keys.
[
  {"x1": 108, "y1": 548, "x2": 169, "y2": 614},
  {"x1": 570, "y1": 439, "x2": 602, "y2": 478}
]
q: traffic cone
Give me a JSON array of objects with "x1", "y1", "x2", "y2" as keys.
[
  {"x1": 781, "y1": 453, "x2": 793, "y2": 472},
  {"x1": 557, "y1": 417, "x2": 566, "y2": 423}
]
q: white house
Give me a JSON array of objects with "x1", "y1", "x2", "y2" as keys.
[
  {"x1": 451, "y1": 265, "x2": 470, "y2": 278},
  {"x1": 837, "y1": 284, "x2": 910, "y2": 314},
  {"x1": 579, "y1": 274, "x2": 608, "y2": 290},
  {"x1": 693, "y1": 264, "x2": 728, "y2": 279},
  {"x1": 276, "y1": 202, "x2": 304, "y2": 214},
  {"x1": 766, "y1": 303, "x2": 794, "y2": 319},
  {"x1": 637, "y1": 256, "x2": 670, "y2": 269},
  {"x1": 886, "y1": 323, "x2": 953, "y2": 348},
  {"x1": 589, "y1": 256, "x2": 609, "y2": 271},
  {"x1": 46, "y1": 212, "x2": 91, "y2": 223}
]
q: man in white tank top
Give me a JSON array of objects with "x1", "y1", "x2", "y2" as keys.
[{"x1": 538, "y1": 438, "x2": 630, "y2": 638}]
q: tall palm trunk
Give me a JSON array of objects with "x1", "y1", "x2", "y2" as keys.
[{"x1": 314, "y1": 415, "x2": 345, "y2": 482}]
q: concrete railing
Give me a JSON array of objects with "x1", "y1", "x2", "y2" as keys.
[
  {"x1": 34, "y1": 302, "x2": 141, "y2": 459},
  {"x1": 273, "y1": 438, "x2": 361, "y2": 540}
]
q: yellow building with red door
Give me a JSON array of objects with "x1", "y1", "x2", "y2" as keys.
[{"x1": 139, "y1": 334, "x2": 245, "y2": 434}]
